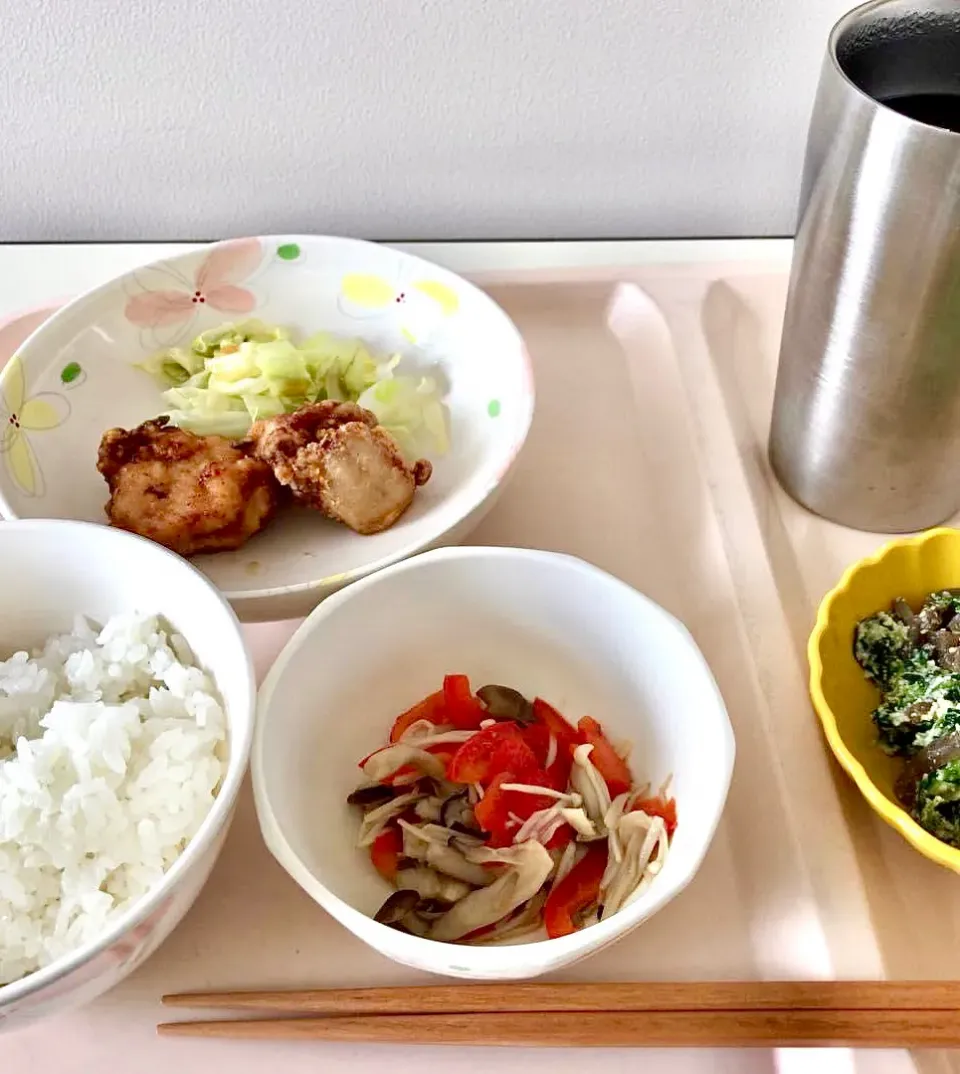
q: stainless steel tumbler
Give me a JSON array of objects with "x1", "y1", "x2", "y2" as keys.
[{"x1": 769, "y1": 0, "x2": 960, "y2": 533}]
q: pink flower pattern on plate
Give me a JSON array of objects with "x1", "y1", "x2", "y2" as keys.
[{"x1": 124, "y1": 239, "x2": 262, "y2": 329}]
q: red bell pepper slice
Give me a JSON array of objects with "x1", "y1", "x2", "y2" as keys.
[
  {"x1": 389, "y1": 688, "x2": 447, "y2": 743},
  {"x1": 632, "y1": 794, "x2": 678, "y2": 838},
  {"x1": 532, "y1": 697, "x2": 579, "y2": 789},
  {"x1": 532, "y1": 697, "x2": 579, "y2": 747},
  {"x1": 474, "y1": 770, "x2": 555, "y2": 841},
  {"x1": 447, "y1": 722, "x2": 540, "y2": 785},
  {"x1": 520, "y1": 723, "x2": 572, "y2": 791},
  {"x1": 545, "y1": 825, "x2": 574, "y2": 850},
  {"x1": 369, "y1": 826, "x2": 403, "y2": 881},
  {"x1": 443, "y1": 674, "x2": 487, "y2": 730},
  {"x1": 519, "y1": 722, "x2": 550, "y2": 766},
  {"x1": 543, "y1": 841, "x2": 608, "y2": 938},
  {"x1": 577, "y1": 716, "x2": 633, "y2": 797}
]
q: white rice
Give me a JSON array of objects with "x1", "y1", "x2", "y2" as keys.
[{"x1": 0, "y1": 612, "x2": 227, "y2": 986}]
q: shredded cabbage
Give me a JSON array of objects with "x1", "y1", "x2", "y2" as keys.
[{"x1": 138, "y1": 319, "x2": 449, "y2": 459}]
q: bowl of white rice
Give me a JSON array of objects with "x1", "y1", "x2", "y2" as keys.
[{"x1": 0, "y1": 519, "x2": 255, "y2": 1032}]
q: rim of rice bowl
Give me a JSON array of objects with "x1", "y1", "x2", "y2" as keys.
[{"x1": 0, "y1": 520, "x2": 256, "y2": 1007}]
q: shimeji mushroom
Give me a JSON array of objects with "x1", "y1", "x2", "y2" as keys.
[
  {"x1": 476, "y1": 685, "x2": 536, "y2": 725},
  {"x1": 357, "y1": 790, "x2": 425, "y2": 846},
  {"x1": 398, "y1": 821, "x2": 494, "y2": 887},
  {"x1": 429, "y1": 842, "x2": 554, "y2": 941},
  {"x1": 570, "y1": 743, "x2": 611, "y2": 830},
  {"x1": 600, "y1": 810, "x2": 668, "y2": 917},
  {"x1": 362, "y1": 744, "x2": 446, "y2": 783},
  {"x1": 394, "y1": 867, "x2": 473, "y2": 903},
  {"x1": 397, "y1": 719, "x2": 478, "y2": 749}
]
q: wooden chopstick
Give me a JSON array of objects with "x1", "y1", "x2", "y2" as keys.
[
  {"x1": 156, "y1": 1008, "x2": 960, "y2": 1048},
  {"x1": 161, "y1": 979, "x2": 960, "y2": 1015}
]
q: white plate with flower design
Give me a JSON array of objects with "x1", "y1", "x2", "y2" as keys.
[{"x1": 0, "y1": 237, "x2": 534, "y2": 621}]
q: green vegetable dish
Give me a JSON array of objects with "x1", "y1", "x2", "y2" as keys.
[
  {"x1": 138, "y1": 319, "x2": 449, "y2": 462},
  {"x1": 855, "y1": 590, "x2": 960, "y2": 846}
]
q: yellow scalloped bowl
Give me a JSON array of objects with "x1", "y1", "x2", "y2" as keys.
[{"x1": 810, "y1": 527, "x2": 960, "y2": 872}]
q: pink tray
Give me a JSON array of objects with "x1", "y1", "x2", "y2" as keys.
[{"x1": 3, "y1": 263, "x2": 941, "y2": 1074}]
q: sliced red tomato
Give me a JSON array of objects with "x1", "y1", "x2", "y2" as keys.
[
  {"x1": 632, "y1": 794, "x2": 678, "y2": 838},
  {"x1": 369, "y1": 826, "x2": 402, "y2": 881},
  {"x1": 577, "y1": 716, "x2": 633, "y2": 797},
  {"x1": 443, "y1": 674, "x2": 487, "y2": 730},
  {"x1": 543, "y1": 842, "x2": 608, "y2": 938},
  {"x1": 389, "y1": 688, "x2": 447, "y2": 743},
  {"x1": 447, "y1": 723, "x2": 539, "y2": 785}
]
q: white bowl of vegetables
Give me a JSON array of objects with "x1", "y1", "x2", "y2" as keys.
[
  {"x1": 253, "y1": 546, "x2": 735, "y2": 980},
  {"x1": 0, "y1": 236, "x2": 533, "y2": 621}
]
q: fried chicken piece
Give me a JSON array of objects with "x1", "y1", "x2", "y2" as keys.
[
  {"x1": 97, "y1": 418, "x2": 279, "y2": 556},
  {"x1": 247, "y1": 401, "x2": 432, "y2": 535}
]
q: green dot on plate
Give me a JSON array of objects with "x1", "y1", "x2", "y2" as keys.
[
  {"x1": 61, "y1": 362, "x2": 82, "y2": 384},
  {"x1": 487, "y1": 399, "x2": 501, "y2": 418},
  {"x1": 277, "y1": 243, "x2": 301, "y2": 261}
]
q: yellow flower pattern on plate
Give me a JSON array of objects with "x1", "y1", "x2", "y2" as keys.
[
  {"x1": 340, "y1": 273, "x2": 460, "y2": 342},
  {"x1": 0, "y1": 355, "x2": 70, "y2": 497}
]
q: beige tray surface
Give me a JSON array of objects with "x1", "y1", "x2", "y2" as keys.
[{"x1": 6, "y1": 262, "x2": 944, "y2": 1074}]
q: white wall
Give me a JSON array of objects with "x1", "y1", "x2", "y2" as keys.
[{"x1": 2, "y1": 0, "x2": 851, "y2": 241}]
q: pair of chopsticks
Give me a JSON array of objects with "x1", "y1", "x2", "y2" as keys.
[{"x1": 159, "y1": 981, "x2": 960, "y2": 1048}]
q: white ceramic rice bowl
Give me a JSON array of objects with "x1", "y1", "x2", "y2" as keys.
[
  {"x1": 0, "y1": 236, "x2": 534, "y2": 621},
  {"x1": 0, "y1": 520, "x2": 255, "y2": 1032},
  {"x1": 253, "y1": 546, "x2": 734, "y2": 980}
]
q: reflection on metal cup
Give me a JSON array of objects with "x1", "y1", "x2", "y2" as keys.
[{"x1": 769, "y1": 0, "x2": 960, "y2": 533}]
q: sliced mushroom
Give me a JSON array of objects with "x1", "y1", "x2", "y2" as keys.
[
  {"x1": 451, "y1": 820, "x2": 486, "y2": 839},
  {"x1": 357, "y1": 791, "x2": 424, "y2": 847},
  {"x1": 362, "y1": 744, "x2": 446, "y2": 783},
  {"x1": 514, "y1": 804, "x2": 565, "y2": 844},
  {"x1": 554, "y1": 840, "x2": 581, "y2": 885},
  {"x1": 896, "y1": 731, "x2": 960, "y2": 809},
  {"x1": 560, "y1": 806, "x2": 599, "y2": 839},
  {"x1": 374, "y1": 889, "x2": 420, "y2": 925},
  {"x1": 476, "y1": 685, "x2": 535, "y2": 725},
  {"x1": 424, "y1": 842, "x2": 495, "y2": 887},
  {"x1": 603, "y1": 792, "x2": 631, "y2": 864},
  {"x1": 395, "y1": 867, "x2": 473, "y2": 903},
  {"x1": 429, "y1": 841, "x2": 555, "y2": 942},
  {"x1": 601, "y1": 811, "x2": 667, "y2": 917},
  {"x1": 449, "y1": 828, "x2": 487, "y2": 850},
  {"x1": 498, "y1": 782, "x2": 581, "y2": 805},
  {"x1": 398, "y1": 821, "x2": 463, "y2": 845},
  {"x1": 403, "y1": 915, "x2": 432, "y2": 937},
  {"x1": 347, "y1": 783, "x2": 399, "y2": 809},
  {"x1": 414, "y1": 796, "x2": 444, "y2": 822},
  {"x1": 570, "y1": 743, "x2": 611, "y2": 829},
  {"x1": 892, "y1": 598, "x2": 921, "y2": 643},
  {"x1": 415, "y1": 898, "x2": 456, "y2": 920},
  {"x1": 467, "y1": 889, "x2": 548, "y2": 945},
  {"x1": 398, "y1": 822, "x2": 496, "y2": 885},
  {"x1": 932, "y1": 630, "x2": 960, "y2": 672},
  {"x1": 440, "y1": 790, "x2": 473, "y2": 830},
  {"x1": 399, "y1": 723, "x2": 478, "y2": 749}
]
